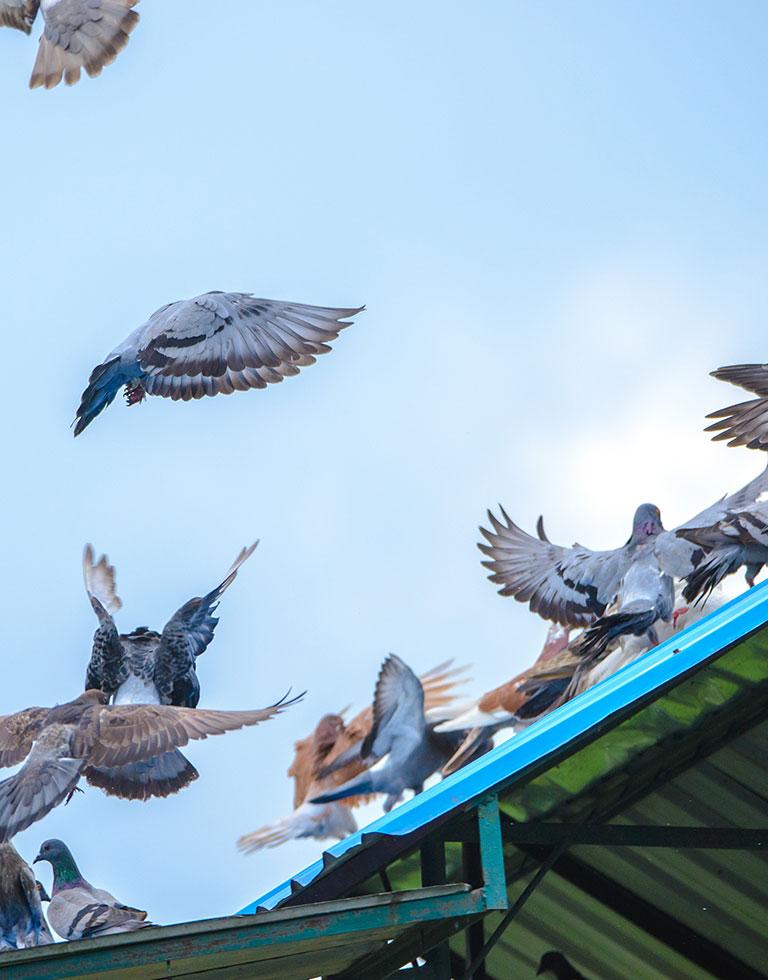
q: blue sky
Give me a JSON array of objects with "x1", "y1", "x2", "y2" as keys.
[{"x1": 1, "y1": 1, "x2": 767, "y2": 925}]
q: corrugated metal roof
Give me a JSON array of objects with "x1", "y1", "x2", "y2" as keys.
[{"x1": 247, "y1": 578, "x2": 768, "y2": 915}]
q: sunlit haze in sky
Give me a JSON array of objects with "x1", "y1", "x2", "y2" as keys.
[{"x1": 1, "y1": 0, "x2": 767, "y2": 924}]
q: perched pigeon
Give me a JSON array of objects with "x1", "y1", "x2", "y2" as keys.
[
  {"x1": 0, "y1": 0, "x2": 139, "y2": 89},
  {"x1": 479, "y1": 468, "x2": 768, "y2": 645},
  {"x1": 0, "y1": 689, "x2": 300, "y2": 841},
  {"x1": 537, "y1": 951, "x2": 590, "y2": 980},
  {"x1": 73, "y1": 293, "x2": 363, "y2": 435},
  {"x1": 705, "y1": 363, "x2": 768, "y2": 450},
  {"x1": 34, "y1": 839, "x2": 151, "y2": 939},
  {"x1": 310, "y1": 655, "x2": 492, "y2": 813},
  {"x1": 0, "y1": 842, "x2": 53, "y2": 950},
  {"x1": 237, "y1": 661, "x2": 467, "y2": 851}
]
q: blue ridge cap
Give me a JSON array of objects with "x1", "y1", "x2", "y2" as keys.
[{"x1": 241, "y1": 580, "x2": 768, "y2": 914}]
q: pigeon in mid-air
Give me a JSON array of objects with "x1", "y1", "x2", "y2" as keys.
[
  {"x1": 34, "y1": 839, "x2": 151, "y2": 939},
  {"x1": 0, "y1": 0, "x2": 139, "y2": 89},
  {"x1": 237, "y1": 661, "x2": 467, "y2": 851},
  {"x1": 537, "y1": 951, "x2": 590, "y2": 980},
  {"x1": 479, "y1": 467, "x2": 768, "y2": 648},
  {"x1": 310, "y1": 655, "x2": 492, "y2": 813},
  {"x1": 73, "y1": 292, "x2": 364, "y2": 435},
  {"x1": 82, "y1": 541, "x2": 258, "y2": 799},
  {"x1": 0, "y1": 689, "x2": 300, "y2": 842},
  {"x1": 705, "y1": 363, "x2": 768, "y2": 450},
  {"x1": 0, "y1": 842, "x2": 53, "y2": 949}
]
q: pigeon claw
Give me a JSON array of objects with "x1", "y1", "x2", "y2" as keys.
[
  {"x1": 672, "y1": 606, "x2": 690, "y2": 629},
  {"x1": 65, "y1": 786, "x2": 84, "y2": 805},
  {"x1": 123, "y1": 382, "x2": 146, "y2": 407}
]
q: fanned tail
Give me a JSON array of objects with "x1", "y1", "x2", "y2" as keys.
[{"x1": 84, "y1": 749, "x2": 198, "y2": 801}]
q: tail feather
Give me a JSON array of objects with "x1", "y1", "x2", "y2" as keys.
[
  {"x1": 310, "y1": 772, "x2": 378, "y2": 806},
  {"x1": 84, "y1": 749, "x2": 198, "y2": 801},
  {"x1": 73, "y1": 358, "x2": 126, "y2": 436},
  {"x1": 574, "y1": 609, "x2": 657, "y2": 659},
  {"x1": 236, "y1": 802, "x2": 358, "y2": 853}
]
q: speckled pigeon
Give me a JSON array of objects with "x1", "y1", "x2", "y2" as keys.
[
  {"x1": 0, "y1": 842, "x2": 53, "y2": 949},
  {"x1": 0, "y1": 0, "x2": 139, "y2": 89},
  {"x1": 237, "y1": 661, "x2": 467, "y2": 851},
  {"x1": 34, "y1": 839, "x2": 151, "y2": 939},
  {"x1": 310, "y1": 655, "x2": 491, "y2": 813},
  {"x1": 479, "y1": 466, "x2": 768, "y2": 646},
  {"x1": 73, "y1": 292, "x2": 363, "y2": 435},
  {"x1": 704, "y1": 363, "x2": 768, "y2": 450},
  {"x1": 0, "y1": 689, "x2": 300, "y2": 842},
  {"x1": 82, "y1": 541, "x2": 257, "y2": 800}
]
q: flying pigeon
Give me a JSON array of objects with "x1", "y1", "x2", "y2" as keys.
[
  {"x1": 0, "y1": 0, "x2": 139, "y2": 89},
  {"x1": 705, "y1": 363, "x2": 768, "y2": 450},
  {"x1": 436, "y1": 625, "x2": 570, "y2": 775},
  {"x1": 34, "y1": 839, "x2": 151, "y2": 939},
  {"x1": 82, "y1": 541, "x2": 257, "y2": 799},
  {"x1": 237, "y1": 661, "x2": 468, "y2": 851},
  {"x1": 479, "y1": 467, "x2": 768, "y2": 645},
  {"x1": 0, "y1": 842, "x2": 53, "y2": 950},
  {"x1": 537, "y1": 951, "x2": 590, "y2": 980},
  {"x1": 310, "y1": 655, "x2": 492, "y2": 813},
  {"x1": 73, "y1": 292, "x2": 363, "y2": 435},
  {"x1": 0, "y1": 689, "x2": 300, "y2": 842}
]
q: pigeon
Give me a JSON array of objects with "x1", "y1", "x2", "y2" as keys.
[
  {"x1": 705, "y1": 363, "x2": 768, "y2": 450},
  {"x1": 0, "y1": 842, "x2": 53, "y2": 950},
  {"x1": 0, "y1": 0, "x2": 139, "y2": 90},
  {"x1": 237, "y1": 661, "x2": 467, "y2": 851},
  {"x1": 73, "y1": 293, "x2": 364, "y2": 435},
  {"x1": 34, "y1": 839, "x2": 151, "y2": 939},
  {"x1": 82, "y1": 541, "x2": 258, "y2": 800},
  {"x1": 310, "y1": 656, "x2": 492, "y2": 813},
  {"x1": 537, "y1": 951, "x2": 590, "y2": 980},
  {"x1": 0, "y1": 689, "x2": 300, "y2": 842},
  {"x1": 479, "y1": 468, "x2": 768, "y2": 644}
]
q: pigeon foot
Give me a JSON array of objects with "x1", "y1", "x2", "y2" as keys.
[
  {"x1": 65, "y1": 786, "x2": 84, "y2": 805},
  {"x1": 123, "y1": 382, "x2": 146, "y2": 407},
  {"x1": 672, "y1": 606, "x2": 690, "y2": 629}
]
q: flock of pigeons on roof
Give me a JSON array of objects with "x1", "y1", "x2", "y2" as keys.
[{"x1": 3, "y1": 2, "x2": 768, "y2": 970}]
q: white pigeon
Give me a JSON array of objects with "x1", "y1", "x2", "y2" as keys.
[
  {"x1": 74, "y1": 292, "x2": 364, "y2": 435},
  {"x1": 0, "y1": 0, "x2": 139, "y2": 89}
]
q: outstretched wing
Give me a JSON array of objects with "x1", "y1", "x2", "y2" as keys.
[
  {"x1": 478, "y1": 505, "x2": 630, "y2": 628},
  {"x1": 83, "y1": 546, "x2": 125, "y2": 696},
  {"x1": 0, "y1": 0, "x2": 34, "y2": 32},
  {"x1": 81, "y1": 692, "x2": 303, "y2": 768},
  {"x1": 152, "y1": 542, "x2": 259, "y2": 706},
  {"x1": 705, "y1": 364, "x2": 768, "y2": 450},
  {"x1": 83, "y1": 544, "x2": 123, "y2": 615},
  {"x1": 136, "y1": 293, "x2": 363, "y2": 401},
  {"x1": 29, "y1": 0, "x2": 139, "y2": 90},
  {"x1": 361, "y1": 655, "x2": 424, "y2": 763},
  {"x1": 0, "y1": 707, "x2": 49, "y2": 768}
]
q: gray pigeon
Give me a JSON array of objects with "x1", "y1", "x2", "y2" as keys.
[
  {"x1": 0, "y1": 689, "x2": 300, "y2": 842},
  {"x1": 479, "y1": 467, "x2": 768, "y2": 646},
  {"x1": 705, "y1": 363, "x2": 768, "y2": 450},
  {"x1": 537, "y1": 951, "x2": 590, "y2": 980},
  {"x1": 74, "y1": 292, "x2": 363, "y2": 435},
  {"x1": 310, "y1": 655, "x2": 492, "y2": 813},
  {"x1": 82, "y1": 541, "x2": 257, "y2": 799},
  {"x1": 0, "y1": 842, "x2": 53, "y2": 950},
  {"x1": 34, "y1": 839, "x2": 151, "y2": 939},
  {"x1": 0, "y1": 0, "x2": 139, "y2": 89}
]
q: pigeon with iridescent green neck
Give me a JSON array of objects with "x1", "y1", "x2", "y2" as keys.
[{"x1": 34, "y1": 839, "x2": 151, "y2": 940}]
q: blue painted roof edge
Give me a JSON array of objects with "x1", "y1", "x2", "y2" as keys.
[{"x1": 243, "y1": 581, "x2": 768, "y2": 913}]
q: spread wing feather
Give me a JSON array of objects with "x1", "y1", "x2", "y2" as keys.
[
  {"x1": 137, "y1": 294, "x2": 362, "y2": 401},
  {"x1": 478, "y1": 505, "x2": 630, "y2": 627}
]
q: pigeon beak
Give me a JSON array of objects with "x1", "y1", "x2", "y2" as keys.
[{"x1": 32, "y1": 851, "x2": 43, "y2": 865}]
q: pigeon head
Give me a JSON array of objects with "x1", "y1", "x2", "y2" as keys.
[
  {"x1": 33, "y1": 839, "x2": 83, "y2": 891},
  {"x1": 537, "y1": 951, "x2": 575, "y2": 977},
  {"x1": 79, "y1": 689, "x2": 111, "y2": 706},
  {"x1": 36, "y1": 880, "x2": 51, "y2": 903},
  {"x1": 631, "y1": 503, "x2": 664, "y2": 540}
]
